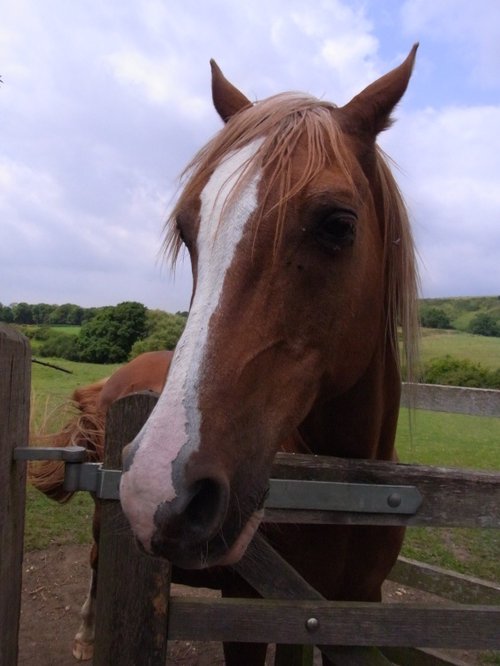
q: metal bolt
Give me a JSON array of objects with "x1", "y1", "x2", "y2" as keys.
[
  {"x1": 387, "y1": 492, "x2": 402, "y2": 508},
  {"x1": 305, "y1": 617, "x2": 320, "y2": 633}
]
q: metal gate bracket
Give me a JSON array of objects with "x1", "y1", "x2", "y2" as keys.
[
  {"x1": 63, "y1": 462, "x2": 122, "y2": 499},
  {"x1": 266, "y1": 479, "x2": 422, "y2": 515},
  {"x1": 15, "y1": 447, "x2": 422, "y2": 513},
  {"x1": 14, "y1": 445, "x2": 87, "y2": 463},
  {"x1": 14, "y1": 447, "x2": 121, "y2": 500}
]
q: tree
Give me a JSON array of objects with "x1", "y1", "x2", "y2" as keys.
[
  {"x1": 39, "y1": 331, "x2": 80, "y2": 360},
  {"x1": 12, "y1": 302, "x2": 34, "y2": 324},
  {"x1": 420, "y1": 306, "x2": 451, "y2": 330},
  {"x1": 48, "y1": 303, "x2": 84, "y2": 325},
  {"x1": 81, "y1": 307, "x2": 98, "y2": 323},
  {"x1": 32, "y1": 303, "x2": 57, "y2": 324},
  {"x1": 129, "y1": 310, "x2": 186, "y2": 358},
  {"x1": 469, "y1": 313, "x2": 500, "y2": 337},
  {"x1": 77, "y1": 302, "x2": 147, "y2": 363},
  {"x1": 0, "y1": 303, "x2": 14, "y2": 323}
]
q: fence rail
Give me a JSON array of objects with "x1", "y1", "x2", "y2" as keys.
[
  {"x1": 267, "y1": 453, "x2": 500, "y2": 527},
  {"x1": 401, "y1": 382, "x2": 500, "y2": 417}
]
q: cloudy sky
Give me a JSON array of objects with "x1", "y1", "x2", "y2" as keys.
[{"x1": 1, "y1": 0, "x2": 499, "y2": 312}]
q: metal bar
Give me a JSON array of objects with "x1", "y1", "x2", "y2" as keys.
[
  {"x1": 14, "y1": 445, "x2": 87, "y2": 462},
  {"x1": 266, "y1": 478, "x2": 422, "y2": 514},
  {"x1": 72, "y1": 465, "x2": 423, "y2": 514}
]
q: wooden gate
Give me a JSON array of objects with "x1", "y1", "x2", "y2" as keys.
[{"x1": 92, "y1": 387, "x2": 500, "y2": 666}]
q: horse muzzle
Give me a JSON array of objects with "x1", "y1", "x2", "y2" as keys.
[{"x1": 149, "y1": 471, "x2": 230, "y2": 567}]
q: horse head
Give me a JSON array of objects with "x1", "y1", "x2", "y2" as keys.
[{"x1": 120, "y1": 47, "x2": 419, "y2": 568}]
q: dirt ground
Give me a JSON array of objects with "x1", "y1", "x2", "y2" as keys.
[
  {"x1": 18, "y1": 544, "x2": 482, "y2": 665},
  {"x1": 18, "y1": 544, "x2": 227, "y2": 666}
]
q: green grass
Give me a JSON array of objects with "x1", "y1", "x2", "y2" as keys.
[
  {"x1": 400, "y1": 526, "x2": 500, "y2": 585},
  {"x1": 31, "y1": 357, "x2": 121, "y2": 432},
  {"x1": 23, "y1": 485, "x2": 94, "y2": 551},
  {"x1": 27, "y1": 358, "x2": 119, "y2": 550},
  {"x1": 396, "y1": 408, "x2": 500, "y2": 584},
  {"x1": 49, "y1": 325, "x2": 81, "y2": 335},
  {"x1": 420, "y1": 328, "x2": 500, "y2": 370},
  {"x1": 397, "y1": 409, "x2": 500, "y2": 470}
]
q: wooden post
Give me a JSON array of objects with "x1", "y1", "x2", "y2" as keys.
[
  {"x1": 93, "y1": 393, "x2": 171, "y2": 666},
  {"x1": 0, "y1": 325, "x2": 31, "y2": 666}
]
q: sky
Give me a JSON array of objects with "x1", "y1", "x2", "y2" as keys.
[{"x1": 1, "y1": 0, "x2": 499, "y2": 312}]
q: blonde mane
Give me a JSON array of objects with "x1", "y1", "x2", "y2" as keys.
[
  {"x1": 164, "y1": 92, "x2": 419, "y2": 380},
  {"x1": 29, "y1": 380, "x2": 107, "y2": 502}
]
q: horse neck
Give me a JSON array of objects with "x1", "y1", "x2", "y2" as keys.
[{"x1": 298, "y1": 339, "x2": 401, "y2": 461}]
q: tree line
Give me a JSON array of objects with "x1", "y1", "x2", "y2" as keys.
[
  {"x1": 4, "y1": 302, "x2": 187, "y2": 364},
  {"x1": 0, "y1": 301, "x2": 96, "y2": 325},
  {"x1": 420, "y1": 296, "x2": 500, "y2": 337},
  {"x1": 420, "y1": 303, "x2": 500, "y2": 337}
]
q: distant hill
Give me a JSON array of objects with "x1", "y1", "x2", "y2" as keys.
[{"x1": 420, "y1": 296, "x2": 500, "y2": 333}]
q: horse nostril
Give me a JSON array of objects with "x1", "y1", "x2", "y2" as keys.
[
  {"x1": 152, "y1": 472, "x2": 230, "y2": 554},
  {"x1": 185, "y1": 477, "x2": 228, "y2": 539}
]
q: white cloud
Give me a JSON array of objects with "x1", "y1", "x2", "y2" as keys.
[
  {"x1": 1, "y1": 0, "x2": 499, "y2": 310},
  {"x1": 381, "y1": 104, "x2": 500, "y2": 296},
  {"x1": 320, "y1": 32, "x2": 379, "y2": 93},
  {"x1": 401, "y1": 0, "x2": 500, "y2": 89},
  {"x1": 106, "y1": 49, "x2": 210, "y2": 120}
]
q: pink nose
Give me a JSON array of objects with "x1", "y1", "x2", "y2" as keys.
[{"x1": 149, "y1": 468, "x2": 230, "y2": 567}]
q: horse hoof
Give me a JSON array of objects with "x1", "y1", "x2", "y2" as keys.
[{"x1": 72, "y1": 640, "x2": 94, "y2": 661}]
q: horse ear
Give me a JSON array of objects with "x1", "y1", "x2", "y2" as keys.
[
  {"x1": 340, "y1": 44, "x2": 418, "y2": 137},
  {"x1": 210, "y1": 59, "x2": 252, "y2": 123}
]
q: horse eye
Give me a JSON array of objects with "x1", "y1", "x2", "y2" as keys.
[{"x1": 315, "y1": 211, "x2": 357, "y2": 251}]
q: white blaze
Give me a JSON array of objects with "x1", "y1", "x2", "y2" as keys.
[{"x1": 120, "y1": 139, "x2": 263, "y2": 548}]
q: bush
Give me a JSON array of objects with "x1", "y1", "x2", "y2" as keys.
[
  {"x1": 0, "y1": 304, "x2": 14, "y2": 322},
  {"x1": 468, "y1": 313, "x2": 500, "y2": 337},
  {"x1": 77, "y1": 301, "x2": 147, "y2": 363},
  {"x1": 130, "y1": 310, "x2": 186, "y2": 358},
  {"x1": 38, "y1": 332, "x2": 80, "y2": 360},
  {"x1": 130, "y1": 330, "x2": 181, "y2": 357},
  {"x1": 420, "y1": 306, "x2": 452, "y2": 329},
  {"x1": 29, "y1": 325, "x2": 53, "y2": 341},
  {"x1": 421, "y1": 355, "x2": 500, "y2": 389}
]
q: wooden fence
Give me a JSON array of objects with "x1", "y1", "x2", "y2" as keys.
[
  {"x1": 1, "y1": 322, "x2": 499, "y2": 665},
  {"x1": 92, "y1": 388, "x2": 500, "y2": 666},
  {"x1": 0, "y1": 325, "x2": 30, "y2": 666}
]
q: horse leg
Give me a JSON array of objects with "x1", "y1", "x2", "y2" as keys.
[
  {"x1": 73, "y1": 500, "x2": 100, "y2": 661},
  {"x1": 72, "y1": 564, "x2": 96, "y2": 660},
  {"x1": 221, "y1": 574, "x2": 268, "y2": 666}
]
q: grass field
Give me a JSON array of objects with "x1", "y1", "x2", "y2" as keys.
[
  {"x1": 419, "y1": 328, "x2": 500, "y2": 369},
  {"x1": 24, "y1": 485, "x2": 94, "y2": 551},
  {"x1": 396, "y1": 409, "x2": 500, "y2": 583},
  {"x1": 27, "y1": 357, "x2": 118, "y2": 550},
  {"x1": 49, "y1": 325, "x2": 81, "y2": 335},
  {"x1": 24, "y1": 331, "x2": 500, "y2": 588},
  {"x1": 31, "y1": 357, "x2": 120, "y2": 432}
]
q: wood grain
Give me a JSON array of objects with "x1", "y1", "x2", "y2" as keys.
[
  {"x1": 0, "y1": 325, "x2": 30, "y2": 666},
  {"x1": 93, "y1": 393, "x2": 172, "y2": 666}
]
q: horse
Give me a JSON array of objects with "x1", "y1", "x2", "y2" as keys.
[{"x1": 31, "y1": 47, "x2": 420, "y2": 665}]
